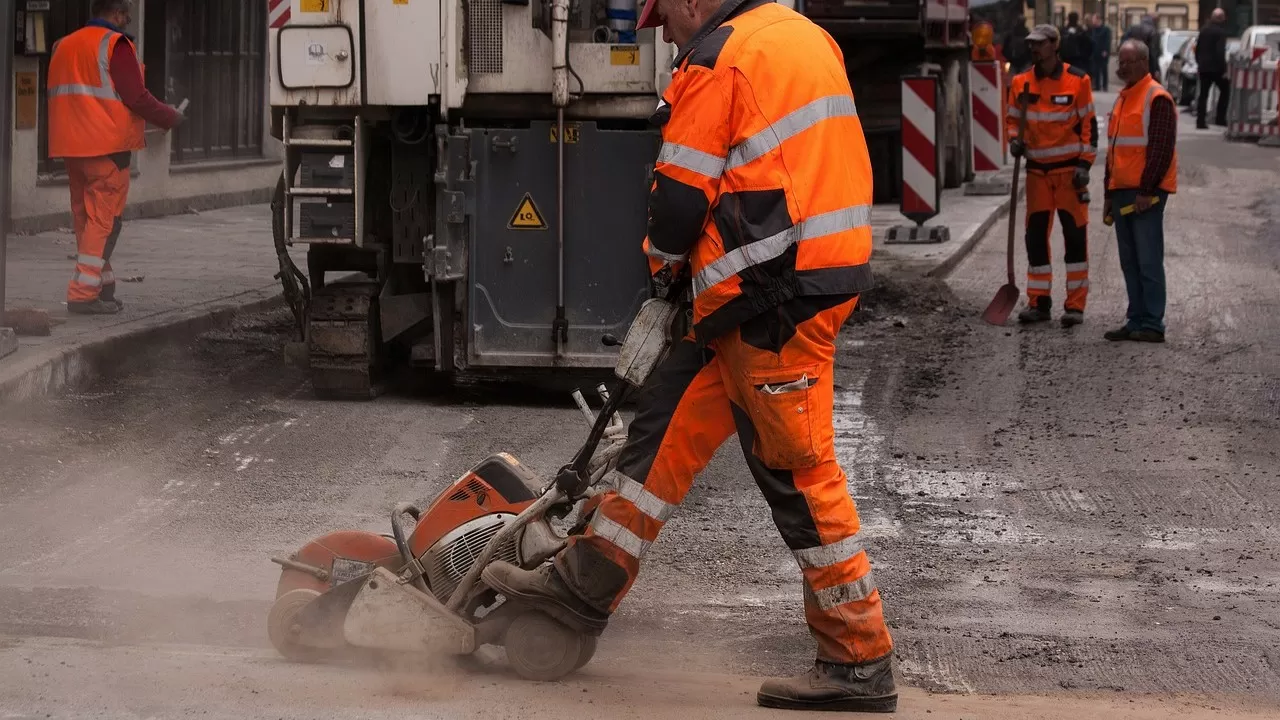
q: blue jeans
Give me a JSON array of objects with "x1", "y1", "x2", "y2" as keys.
[{"x1": 1111, "y1": 189, "x2": 1168, "y2": 333}]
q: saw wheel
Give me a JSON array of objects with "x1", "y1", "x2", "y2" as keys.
[
  {"x1": 503, "y1": 611, "x2": 585, "y2": 682},
  {"x1": 267, "y1": 588, "x2": 334, "y2": 663}
]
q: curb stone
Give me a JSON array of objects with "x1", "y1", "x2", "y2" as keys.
[
  {"x1": 0, "y1": 287, "x2": 285, "y2": 405},
  {"x1": 925, "y1": 187, "x2": 1022, "y2": 280}
]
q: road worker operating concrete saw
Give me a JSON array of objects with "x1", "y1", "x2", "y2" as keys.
[
  {"x1": 47, "y1": 0, "x2": 185, "y2": 316},
  {"x1": 481, "y1": 0, "x2": 898, "y2": 712},
  {"x1": 1006, "y1": 24, "x2": 1098, "y2": 327}
]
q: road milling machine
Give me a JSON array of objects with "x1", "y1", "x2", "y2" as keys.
[{"x1": 268, "y1": 0, "x2": 673, "y2": 398}]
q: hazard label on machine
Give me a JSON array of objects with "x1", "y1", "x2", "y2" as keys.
[
  {"x1": 508, "y1": 193, "x2": 548, "y2": 230},
  {"x1": 300, "y1": 0, "x2": 330, "y2": 12},
  {"x1": 549, "y1": 123, "x2": 580, "y2": 144},
  {"x1": 610, "y1": 45, "x2": 640, "y2": 66}
]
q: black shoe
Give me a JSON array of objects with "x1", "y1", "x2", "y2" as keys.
[
  {"x1": 1104, "y1": 326, "x2": 1132, "y2": 341},
  {"x1": 481, "y1": 561, "x2": 610, "y2": 635},
  {"x1": 1018, "y1": 303, "x2": 1051, "y2": 324},
  {"x1": 1130, "y1": 329, "x2": 1165, "y2": 343},
  {"x1": 757, "y1": 656, "x2": 898, "y2": 713},
  {"x1": 1061, "y1": 310, "x2": 1084, "y2": 327},
  {"x1": 67, "y1": 299, "x2": 122, "y2": 315}
]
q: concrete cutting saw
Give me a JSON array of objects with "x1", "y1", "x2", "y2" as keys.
[{"x1": 266, "y1": 289, "x2": 683, "y2": 681}]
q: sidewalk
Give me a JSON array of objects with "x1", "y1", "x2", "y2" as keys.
[
  {"x1": 0, "y1": 204, "x2": 299, "y2": 404},
  {"x1": 871, "y1": 168, "x2": 1017, "y2": 278}
]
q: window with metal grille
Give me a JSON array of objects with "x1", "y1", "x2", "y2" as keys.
[{"x1": 167, "y1": 0, "x2": 266, "y2": 164}]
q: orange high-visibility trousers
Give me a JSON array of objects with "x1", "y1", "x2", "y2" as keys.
[
  {"x1": 554, "y1": 295, "x2": 894, "y2": 666},
  {"x1": 1024, "y1": 170, "x2": 1089, "y2": 311},
  {"x1": 65, "y1": 155, "x2": 130, "y2": 305}
]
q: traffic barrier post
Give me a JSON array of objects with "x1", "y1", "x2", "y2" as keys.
[
  {"x1": 964, "y1": 61, "x2": 1011, "y2": 196},
  {"x1": 1225, "y1": 60, "x2": 1279, "y2": 143},
  {"x1": 886, "y1": 76, "x2": 952, "y2": 244}
]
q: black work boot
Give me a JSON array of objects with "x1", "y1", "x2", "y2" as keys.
[
  {"x1": 757, "y1": 656, "x2": 898, "y2": 713},
  {"x1": 481, "y1": 561, "x2": 610, "y2": 635},
  {"x1": 67, "y1": 299, "x2": 121, "y2": 315},
  {"x1": 1060, "y1": 309, "x2": 1084, "y2": 327},
  {"x1": 1017, "y1": 298, "x2": 1051, "y2": 324}
]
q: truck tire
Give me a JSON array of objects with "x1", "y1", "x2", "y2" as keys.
[{"x1": 941, "y1": 56, "x2": 968, "y2": 189}]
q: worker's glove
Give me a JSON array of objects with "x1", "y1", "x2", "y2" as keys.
[
  {"x1": 1009, "y1": 139, "x2": 1025, "y2": 158},
  {"x1": 1072, "y1": 166, "x2": 1090, "y2": 189}
]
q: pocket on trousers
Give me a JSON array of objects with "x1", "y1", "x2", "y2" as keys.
[{"x1": 743, "y1": 365, "x2": 821, "y2": 469}]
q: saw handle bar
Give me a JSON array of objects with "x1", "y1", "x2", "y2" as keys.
[{"x1": 391, "y1": 502, "x2": 432, "y2": 594}]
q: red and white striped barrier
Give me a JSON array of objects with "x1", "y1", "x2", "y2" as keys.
[
  {"x1": 900, "y1": 76, "x2": 940, "y2": 222},
  {"x1": 968, "y1": 62, "x2": 1005, "y2": 172},
  {"x1": 269, "y1": 0, "x2": 292, "y2": 29},
  {"x1": 1226, "y1": 65, "x2": 1280, "y2": 140},
  {"x1": 887, "y1": 76, "x2": 950, "y2": 244}
]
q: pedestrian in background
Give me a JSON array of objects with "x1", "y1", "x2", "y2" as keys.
[
  {"x1": 1002, "y1": 14, "x2": 1033, "y2": 74},
  {"x1": 1122, "y1": 14, "x2": 1162, "y2": 79},
  {"x1": 1195, "y1": 8, "x2": 1231, "y2": 128},
  {"x1": 1061, "y1": 12, "x2": 1095, "y2": 72},
  {"x1": 46, "y1": 0, "x2": 184, "y2": 315},
  {"x1": 1104, "y1": 40, "x2": 1177, "y2": 343},
  {"x1": 1089, "y1": 13, "x2": 1113, "y2": 91}
]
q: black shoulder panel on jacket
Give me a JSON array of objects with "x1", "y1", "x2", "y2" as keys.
[
  {"x1": 687, "y1": 26, "x2": 734, "y2": 69},
  {"x1": 1067, "y1": 64, "x2": 1088, "y2": 78}
]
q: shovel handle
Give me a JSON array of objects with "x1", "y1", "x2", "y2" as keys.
[{"x1": 1006, "y1": 83, "x2": 1031, "y2": 287}]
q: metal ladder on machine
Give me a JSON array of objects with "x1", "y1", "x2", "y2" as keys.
[{"x1": 280, "y1": 113, "x2": 382, "y2": 400}]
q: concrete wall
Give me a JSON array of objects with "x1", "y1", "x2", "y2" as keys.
[{"x1": 8, "y1": 7, "x2": 282, "y2": 234}]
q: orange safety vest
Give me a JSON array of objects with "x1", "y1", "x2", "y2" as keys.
[
  {"x1": 640, "y1": 0, "x2": 874, "y2": 342},
  {"x1": 1106, "y1": 73, "x2": 1178, "y2": 194},
  {"x1": 1005, "y1": 61, "x2": 1097, "y2": 173},
  {"x1": 47, "y1": 25, "x2": 146, "y2": 159}
]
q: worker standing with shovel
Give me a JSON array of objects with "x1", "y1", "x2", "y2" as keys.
[{"x1": 1004, "y1": 24, "x2": 1098, "y2": 327}]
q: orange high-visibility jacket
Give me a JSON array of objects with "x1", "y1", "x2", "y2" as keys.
[
  {"x1": 47, "y1": 25, "x2": 146, "y2": 159},
  {"x1": 1005, "y1": 61, "x2": 1097, "y2": 173},
  {"x1": 640, "y1": 0, "x2": 875, "y2": 343},
  {"x1": 1106, "y1": 73, "x2": 1178, "y2": 194}
]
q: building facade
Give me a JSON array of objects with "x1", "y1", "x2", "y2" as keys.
[{"x1": 11, "y1": 0, "x2": 281, "y2": 232}]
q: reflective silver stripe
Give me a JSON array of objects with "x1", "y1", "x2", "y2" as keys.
[
  {"x1": 1025, "y1": 110, "x2": 1077, "y2": 122},
  {"x1": 612, "y1": 471, "x2": 678, "y2": 524},
  {"x1": 589, "y1": 514, "x2": 650, "y2": 559},
  {"x1": 48, "y1": 31, "x2": 121, "y2": 102},
  {"x1": 725, "y1": 95, "x2": 858, "y2": 170},
  {"x1": 811, "y1": 573, "x2": 878, "y2": 611},
  {"x1": 1065, "y1": 262, "x2": 1089, "y2": 273},
  {"x1": 1028, "y1": 264, "x2": 1053, "y2": 274},
  {"x1": 1027, "y1": 279, "x2": 1052, "y2": 290},
  {"x1": 72, "y1": 271, "x2": 102, "y2": 288},
  {"x1": 1109, "y1": 85, "x2": 1159, "y2": 147},
  {"x1": 644, "y1": 244, "x2": 688, "y2": 264},
  {"x1": 101, "y1": 270, "x2": 115, "y2": 284},
  {"x1": 1007, "y1": 106, "x2": 1023, "y2": 118},
  {"x1": 77, "y1": 254, "x2": 106, "y2": 269},
  {"x1": 1077, "y1": 102, "x2": 1095, "y2": 117},
  {"x1": 794, "y1": 532, "x2": 865, "y2": 570},
  {"x1": 658, "y1": 142, "x2": 726, "y2": 179},
  {"x1": 693, "y1": 204, "x2": 871, "y2": 296},
  {"x1": 1110, "y1": 137, "x2": 1147, "y2": 147},
  {"x1": 1025, "y1": 143, "x2": 1086, "y2": 159},
  {"x1": 1067, "y1": 279, "x2": 1090, "y2": 290}
]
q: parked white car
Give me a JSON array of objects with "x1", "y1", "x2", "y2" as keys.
[{"x1": 1231, "y1": 25, "x2": 1280, "y2": 67}]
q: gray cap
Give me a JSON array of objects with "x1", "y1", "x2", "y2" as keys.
[{"x1": 1026, "y1": 24, "x2": 1060, "y2": 42}]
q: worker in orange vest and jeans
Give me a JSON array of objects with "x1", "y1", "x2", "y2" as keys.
[
  {"x1": 47, "y1": 0, "x2": 184, "y2": 315},
  {"x1": 482, "y1": 0, "x2": 897, "y2": 712},
  {"x1": 1103, "y1": 39, "x2": 1177, "y2": 343}
]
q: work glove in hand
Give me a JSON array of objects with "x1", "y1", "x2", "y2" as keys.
[
  {"x1": 1009, "y1": 139, "x2": 1025, "y2": 158},
  {"x1": 1073, "y1": 166, "x2": 1090, "y2": 189}
]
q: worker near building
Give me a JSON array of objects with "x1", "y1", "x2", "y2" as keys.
[
  {"x1": 1103, "y1": 40, "x2": 1177, "y2": 343},
  {"x1": 1088, "y1": 13, "x2": 1113, "y2": 92},
  {"x1": 1194, "y1": 8, "x2": 1232, "y2": 129},
  {"x1": 1005, "y1": 25, "x2": 1098, "y2": 326},
  {"x1": 1002, "y1": 14, "x2": 1033, "y2": 74},
  {"x1": 1122, "y1": 14, "x2": 1162, "y2": 78},
  {"x1": 1060, "y1": 12, "x2": 1094, "y2": 73},
  {"x1": 482, "y1": 0, "x2": 895, "y2": 712},
  {"x1": 47, "y1": 0, "x2": 184, "y2": 315}
]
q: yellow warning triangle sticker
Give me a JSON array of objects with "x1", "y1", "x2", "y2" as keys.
[{"x1": 507, "y1": 193, "x2": 548, "y2": 230}]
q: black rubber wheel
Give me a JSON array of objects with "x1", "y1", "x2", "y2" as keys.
[
  {"x1": 504, "y1": 611, "x2": 585, "y2": 682},
  {"x1": 574, "y1": 634, "x2": 598, "y2": 671}
]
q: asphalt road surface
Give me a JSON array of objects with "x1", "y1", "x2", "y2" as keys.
[{"x1": 1, "y1": 100, "x2": 1278, "y2": 719}]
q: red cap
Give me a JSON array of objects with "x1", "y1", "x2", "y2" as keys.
[{"x1": 636, "y1": 0, "x2": 662, "y2": 30}]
